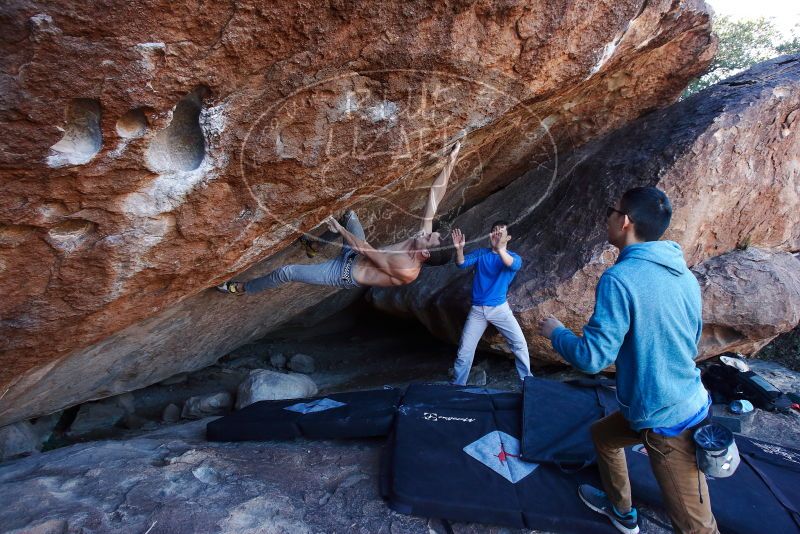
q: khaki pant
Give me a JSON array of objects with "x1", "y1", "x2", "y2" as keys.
[{"x1": 591, "y1": 411, "x2": 719, "y2": 534}]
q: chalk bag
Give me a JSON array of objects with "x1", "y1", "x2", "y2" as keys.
[{"x1": 693, "y1": 423, "x2": 740, "y2": 478}]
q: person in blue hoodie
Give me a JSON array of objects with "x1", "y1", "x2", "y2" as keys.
[{"x1": 538, "y1": 187, "x2": 717, "y2": 534}]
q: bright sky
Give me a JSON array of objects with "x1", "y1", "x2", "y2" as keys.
[{"x1": 706, "y1": 0, "x2": 800, "y2": 37}]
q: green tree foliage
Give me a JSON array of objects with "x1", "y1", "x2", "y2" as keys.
[
  {"x1": 683, "y1": 18, "x2": 799, "y2": 97},
  {"x1": 776, "y1": 24, "x2": 800, "y2": 55}
]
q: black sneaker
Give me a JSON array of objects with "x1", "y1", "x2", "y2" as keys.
[
  {"x1": 578, "y1": 484, "x2": 640, "y2": 534},
  {"x1": 216, "y1": 281, "x2": 246, "y2": 295}
]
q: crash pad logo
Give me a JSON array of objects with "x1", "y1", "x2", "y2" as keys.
[
  {"x1": 751, "y1": 442, "x2": 800, "y2": 465},
  {"x1": 284, "y1": 398, "x2": 346, "y2": 414},
  {"x1": 463, "y1": 431, "x2": 538, "y2": 483},
  {"x1": 423, "y1": 412, "x2": 476, "y2": 423}
]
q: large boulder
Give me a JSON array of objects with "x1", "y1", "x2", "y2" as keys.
[
  {"x1": 0, "y1": 0, "x2": 716, "y2": 425},
  {"x1": 696, "y1": 248, "x2": 800, "y2": 358},
  {"x1": 369, "y1": 55, "x2": 800, "y2": 365}
]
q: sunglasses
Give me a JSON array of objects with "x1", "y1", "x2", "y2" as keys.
[{"x1": 606, "y1": 206, "x2": 635, "y2": 222}]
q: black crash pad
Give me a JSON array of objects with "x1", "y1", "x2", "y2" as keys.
[
  {"x1": 521, "y1": 376, "x2": 618, "y2": 467},
  {"x1": 523, "y1": 377, "x2": 800, "y2": 533},
  {"x1": 380, "y1": 384, "x2": 617, "y2": 533},
  {"x1": 208, "y1": 379, "x2": 800, "y2": 533},
  {"x1": 399, "y1": 383, "x2": 522, "y2": 411},
  {"x1": 206, "y1": 387, "x2": 402, "y2": 441},
  {"x1": 628, "y1": 435, "x2": 800, "y2": 533}
]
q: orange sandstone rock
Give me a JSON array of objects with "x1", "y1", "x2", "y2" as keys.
[{"x1": 0, "y1": 0, "x2": 714, "y2": 424}]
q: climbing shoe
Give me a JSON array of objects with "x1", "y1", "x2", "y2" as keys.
[
  {"x1": 216, "y1": 281, "x2": 246, "y2": 295},
  {"x1": 578, "y1": 484, "x2": 639, "y2": 534},
  {"x1": 299, "y1": 235, "x2": 319, "y2": 258}
]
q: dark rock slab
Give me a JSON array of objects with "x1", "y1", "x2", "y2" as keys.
[{"x1": 370, "y1": 55, "x2": 800, "y2": 366}]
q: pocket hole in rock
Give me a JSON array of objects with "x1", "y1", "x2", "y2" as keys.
[
  {"x1": 145, "y1": 87, "x2": 208, "y2": 173},
  {"x1": 48, "y1": 99, "x2": 103, "y2": 166},
  {"x1": 46, "y1": 219, "x2": 97, "y2": 252},
  {"x1": 116, "y1": 108, "x2": 148, "y2": 138}
]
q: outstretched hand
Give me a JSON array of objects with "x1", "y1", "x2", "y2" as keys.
[
  {"x1": 448, "y1": 140, "x2": 461, "y2": 164},
  {"x1": 451, "y1": 228, "x2": 465, "y2": 250},
  {"x1": 538, "y1": 315, "x2": 564, "y2": 339},
  {"x1": 325, "y1": 215, "x2": 341, "y2": 234}
]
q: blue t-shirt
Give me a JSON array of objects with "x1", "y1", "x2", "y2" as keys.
[
  {"x1": 652, "y1": 394, "x2": 711, "y2": 436},
  {"x1": 456, "y1": 248, "x2": 522, "y2": 306}
]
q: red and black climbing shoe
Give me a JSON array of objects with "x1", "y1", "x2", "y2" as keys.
[{"x1": 216, "y1": 281, "x2": 246, "y2": 295}]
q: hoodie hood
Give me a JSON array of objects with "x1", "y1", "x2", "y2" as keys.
[{"x1": 617, "y1": 240, "x2": 689, "y2": 276}]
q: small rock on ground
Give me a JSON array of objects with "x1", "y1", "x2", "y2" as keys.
[
  {"x1": 236, "y1": 369, "x2": 318, "y2": 409},
  {"x1": 67, "y1": 399, "x2": 129, "y2": 436},
  {"x1": 181, "y1": 392, "x2": 233, "y2": 419},
  {"x1": 270, "y1": 353, "x2": 287, "y2": 369},
  {"x1": 0, "y1": 421, "x2": 39, "y2": 461},
  {"x1": 288, "y1": 353, "x2": 315, "y2": 374},
  {"x1": 162, "y1": 403, "x2": 181, "y2": 423},
  {"x1": 159, "y1": 372, "x2": 189, "y2": 386}
]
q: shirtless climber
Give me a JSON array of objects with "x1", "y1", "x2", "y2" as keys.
[{"x1": 217, "y1": 141, "x2": 461, "y2": 294}]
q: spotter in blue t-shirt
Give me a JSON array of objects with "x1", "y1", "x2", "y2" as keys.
[{"x1": 456, "y1": 248, "x2": 522, "y2": 306}]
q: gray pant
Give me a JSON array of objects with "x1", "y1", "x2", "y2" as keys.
[
  {"x1": 245, "y1": 213, "x2": 365, "y2": 293},
  {"x1": 453, "y1": 302, "x2": 532, "y2": 385}
]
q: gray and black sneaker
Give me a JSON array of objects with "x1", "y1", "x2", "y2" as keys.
[
  {"x1": 578, "y1": 484, "x2": 639, "y2": 534},
  {"x1": 216, "y1": 281, "x2": 246, "y2": 295}
]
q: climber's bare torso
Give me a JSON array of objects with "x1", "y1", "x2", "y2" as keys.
[{"x1": 351, "y1": 238, "x2": 425, "y2": 287}]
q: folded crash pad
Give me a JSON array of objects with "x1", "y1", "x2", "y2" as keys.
[
  {"x1": 521, "y1": 377, "x2": 618, "y2": 467},
  {"x1": 206, "y1": 387, "x2": 402, "y2": 441},
  {"x1": 380, "y1": 383, "x2": 617, "y2": 533}
]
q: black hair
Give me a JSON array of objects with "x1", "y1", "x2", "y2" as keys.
[
  {"x1": 422, "y1": 223, "x2": 451, "y2": 266},
  {"x1": 620, "y1": 187, "x2": 672, "y2": 241},
  {"x1": 425, "y1": 247, "x2": 452, "y2": 266},
  {"x1": 490, "y1": 220, "x2": 510, "y2": 232}
]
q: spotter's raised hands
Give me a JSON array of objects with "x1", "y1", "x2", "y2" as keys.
[{"x1": 451, "y1": 228, "x2": 465, "y2": 250}]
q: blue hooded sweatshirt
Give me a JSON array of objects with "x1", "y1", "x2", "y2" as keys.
[{"x1": 551, "y1": 241, "x2": 708, "y2": 431}]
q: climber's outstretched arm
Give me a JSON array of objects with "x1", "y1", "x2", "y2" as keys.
[
  {"x1": 419, "y1": 141, "x2": 461, "y2": 234},
  {"x1": 325, "y1": 216, "x2": 410, "y2": 280}
]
